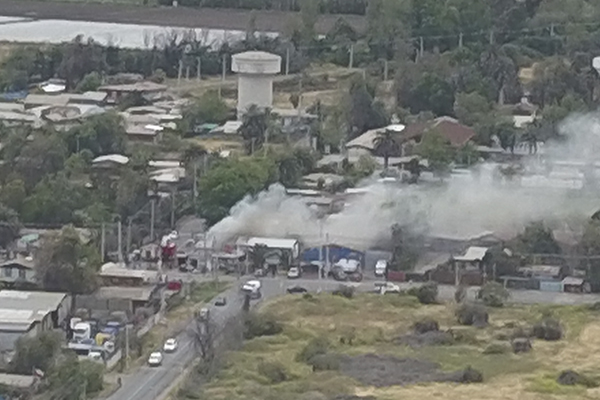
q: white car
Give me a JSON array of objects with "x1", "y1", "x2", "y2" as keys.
[
  {"x1": 375, "y1": 260, "x2": 388, "y2": 277},
  {"x1": 242, "y1": 280, "x2": 261, "y2": 292},
  {"x1": 287, "y1": 267, "x2": 300, "y2": 279},
  {"x1": 163, "y1": 338, "x2": 178, "y2": 353},
  {"x1": 148, "y1": 352, "x2": 163, "y2": 366},
  {"x1": 376, "y1": 282, "x2": 400, "y2": 294}
]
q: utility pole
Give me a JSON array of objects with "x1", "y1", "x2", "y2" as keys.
[
  {"x1": 125, "y1": 324, "x2": 130, "y2": 369},
  {"x1": 459, "y1": 32, "x2": 463, "y2": 48},
  {"x1": 171, "y1": 188, "x2": 176, "y2": 229},
  {"x1": 489, "y1": 30, "x2": 494, "y2": 45},
  {"x1": 193, "y1": 162, "x2": 198, "y2": 200},
  {"x1": 177, "y1": 59, "x2": 183, "y2": 86},
  {"x1": 325, "y1": 233, "x2": 330, "y2": 276},
  {"x1": 126, "y1": 218, "x2": 132, "y2": 259},
  {"x1": 150, "y1": 198, "x2": 155, "y2": 242},
  {"x1": 383, "y1": 59, "x2": 389, "y2": 81},
  {"x1": 219, "y1": 54, "x2": 227, "y2": 99},
  {"x1": 186, "y1": 65, "x2": 190, "y2": 81},
  {"x1": 419, "y1": 36, "x2": 424, "y2": 59},
  {"x1": 100, "y1": 223, "x2": 105, "y2": 263},
  {"x1": 318, "y1": 221, "x2": 323, "y2": 280},
  {"x1": 117, "y1": 220, "x2": 123, "y2": 264},
  {"x1": 348, "y1": 44, "x2": 354, "y2": 69},
  {"x1": 197, "y1": 57, "x2": 201, "y2": 81},
  {"x1": 285, "y1": 46, "x2": 290, "y2": 75}
]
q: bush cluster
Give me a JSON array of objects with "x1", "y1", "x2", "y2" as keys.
[
  {"x1": 258, "y1": 361, "x2": 288, "y2": 383},
  {"x1": 244, "y1": 312, "x2": 283, "y2": 339},
  {"x1": 456, "y1": 304, "x2": 489, "y2": 327},
  {"x1": 532, "y1": 318, "x2": 563, "y2": 341},
  {"x1": 407, "y1": 282, "x2": 438, "y2": 304},
  {"x1": 332, "y1": 285, "x2": 355, "y2": 299}
]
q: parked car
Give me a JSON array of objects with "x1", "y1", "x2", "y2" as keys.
[
  {"x1": 375, "y1": 282, "x2": 401, "y2": 294},
  {"x1": 287, "y1": 267, "x2": 301, "y2": 279},
  {"x1": 163, "y1": 338, "x2": 178, "y2": 353},
  {"x1": 148, "y1": 352, "x2": 163, "y2": 366},
  {"x1": 215, "y1": 297, "x2": 227, "y2": 306},
  {"x1": 375, "y1": 260, "x2": 388, "y2": 277},
  {"x1": 287, "y1": 286, "x2": 308, "y2": 294}
]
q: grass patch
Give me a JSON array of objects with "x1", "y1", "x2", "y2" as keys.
[{"x1": 195, "y1": 293, "x2": 600, "y2": 400}]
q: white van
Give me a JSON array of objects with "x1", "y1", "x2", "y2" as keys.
[{"x1": 375, "y1": 260, "x2": 388, "y2": 277}]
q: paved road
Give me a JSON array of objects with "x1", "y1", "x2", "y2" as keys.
[{"x1": 106, "y1": 275, "x2": 600, "y2": 400}]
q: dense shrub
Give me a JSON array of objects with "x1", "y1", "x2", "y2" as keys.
[
  {"x1": 258, "y1": 361, "x2": 288, "y2": 383},
  {"x1": 309, "y1": 353, "x2": 341, "y2": 371},
  {"x1": 456, "y1": 304, "x2": 489, "y2": 327},
  {"x1": 454, "y1": 285, "x2": 467, "y2": 303},
  {"x1": 459, "y1": 366, "x2": 484, "y2": 383},
  {"x1": 511, "y1": 338, "x2": 532, "y2": 353},
  {"x1": 532, "y1": 318, "x2": 563, "y2": 341},
  {"x1": 407, "y1": 282, "x2": 438, "y2": 304},
  {"x1": 244, "y1": 312, "x2": 283, "y2": 339},
  {"x1": 296, "y1": 337, "x2": 330, "y2": 363},
  {"x1": 449, "y1": 329, "x2": 479, "y2": 345},
  {"x1": 557, "y1": 370, "x2": 599, "y2": 387},
  {"x1": 332, "y1": 285, "x2": 355, "y2": 299},
  {"x1": 478, "y1": 282, "x2": 510, "y2": 307},
  {"x1": 413, "y1": 318, "x2": 439, "y2": 334},
  {"x1": 482, "y1": 342, "x2": 511, "y2": 355}
]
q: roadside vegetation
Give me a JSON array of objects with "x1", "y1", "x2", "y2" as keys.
[{"x1": 180, "y1": 291, "x2": 600, "y2": 400}]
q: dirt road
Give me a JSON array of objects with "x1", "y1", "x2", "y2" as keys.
[{"x1": 0, "y1": 0, "x2": 366, "y2": 34}]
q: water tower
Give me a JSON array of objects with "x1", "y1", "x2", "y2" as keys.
[{"x1": 232, "y1": 51, "x2": 282, "y2": 119}]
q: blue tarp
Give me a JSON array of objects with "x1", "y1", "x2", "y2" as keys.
[
  {"x1": 0, "y1": 90, "x2": 28, "y2": 101},
  {"x1": 302, "y1": 245, "x2": 364, "y2": 264}
]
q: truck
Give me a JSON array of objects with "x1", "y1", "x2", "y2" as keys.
[{"x1": 73, "y1": 322, "x2": 92, "y2": 341}]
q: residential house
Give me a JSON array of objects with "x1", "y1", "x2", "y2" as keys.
[
  {"x1": 98, "y1": 263, "x2": 160, "y2": 287},
  {"x1": 346, "y1": 117, "x2": 476, "y2": 159},
  {"x1": 0, "y1": 255, "x2": 36, "y2": 288},
  {"x1": 98, "y1": 81, "x2": 167, "y2": 105}
]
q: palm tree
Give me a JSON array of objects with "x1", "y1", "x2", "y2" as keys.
[
  {"x1": 373, "y1": 129, "x2": 400, "y2": 170},
  {"x1": 241, "y1": 104, "x2": 270, "y2": 154}
]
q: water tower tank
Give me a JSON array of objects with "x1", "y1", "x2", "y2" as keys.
[{"x1": 232, "y1": 51, "x2": 282, "y2": 119}]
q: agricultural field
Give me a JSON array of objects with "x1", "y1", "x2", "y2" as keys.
[{"x1": 193, "y1": 292, "x2": 600, "y2": 400}]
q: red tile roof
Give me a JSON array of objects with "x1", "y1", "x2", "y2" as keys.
[{"x1": 403, "y1": 117, "x2": 475, "y2": 147}]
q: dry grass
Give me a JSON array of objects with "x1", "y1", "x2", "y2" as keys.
[{"x1": 191, "y1": 294, "x2": 600, "y2": 400}]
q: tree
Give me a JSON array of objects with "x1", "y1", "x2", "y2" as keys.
[
  {"x1": 0, "y1": 203, "x2": 21, "y2": 249},
  {"x1": 407, "y1": 73, "x2": 456, "y2": 116},
  {"x1": 68, "y1": 112, "x2": 127, "y2": 157},
  {"x1": 197, "y1": 158, "x2": 276, "y2": 225},
  {"x1": 21, "y1": 174, "x2": 90, "y2": 224},
  {"x1": 49, "y1": 356, "x2": 104, "y2": 400},
  {"x1": 454, "y1": 91, "x2": 493, "y2": 126},
  {"x1": 276, "y1": 148, "x2": 316, "y2": 187},
  {"x1": 373, "y1": 129, "x2": 400, "y2": 170},
  {"x1": 11, "y1": 331, "x2": 62, "y2": 374},
  {"x1": 240, "y1": 105, "x2": 270, "y2": 154},
  {"x1": 35, "y1": 225, "x2": 100, "y2": 294},
  {"x1": 478, "y1": 282, "x2": 509, "y2": 307},
  {"x1": 14, "y1": 132, "x2": 68, "y2": 188},
  {"x1": 289, "y1": 93, "x2": 300, "y2": 109},
  {"x1": 249, "y1": 244, "x2": 270, "y2": 270},
  {"x1": 345, "y1": 76, "x2": 388, "y2": 137},
  {"x1": 417, "y1": 130, "x2": 453, "y2": 178},
  {"x1": 179, "y1": 92, "x2": 230, "y2": 135},
  {"x1": 516, "y1": 221, "x2": 561, "y2": 254},
  {"x1": 0, "y1": 179, "x2": 26, "y2": 212},
  {"x1": 75, "y1": 71, "x2": 102, "y2": 93}
]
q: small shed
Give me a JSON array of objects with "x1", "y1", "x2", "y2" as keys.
[{"x1": 562, "y1": 277, "x2": 590, "y2": 293}]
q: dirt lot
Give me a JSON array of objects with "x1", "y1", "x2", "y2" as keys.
[{"x1": 0, "y1": 0, "x2": 366, "y2": 34}]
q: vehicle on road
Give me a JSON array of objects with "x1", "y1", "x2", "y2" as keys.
[
  {"x1": 375, "y1": 282, "x2": 401, "y2": 294},
  {"x1": 242, "y1": 280, "x2": 261, "y2": 292},
  {"x1": 73, "y1": 322, "x2": 92, "y2": 341},
  {"x1": 148, "y1": 352, "x2": 163, "y2": 366},
  {"x1": 199, "y1": 307, "x2": 210, "y2": 320},
  {"x1": 214, "y1": 296, "x2": 227, "y2": 306},
  {"x1": 163, "y1": 338, "x2": 178, "y2": 353},
  {"x1": 287, "y1": 286, "x2": 308, "y2": 294},
  {"x1": 375, "y1": 259, "x2": 388, "y2": 277},
  {"x1": 287, "y1": 267, "x2": 301, "y2": 279}
]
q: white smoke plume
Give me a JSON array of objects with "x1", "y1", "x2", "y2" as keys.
[{"x1": 208, "y1": 112, "x2": 600, "y2": 250}]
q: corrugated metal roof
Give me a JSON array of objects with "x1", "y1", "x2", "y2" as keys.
[
  {"x1": 238, "y1": 237, "x2": 299, "y2": 250},
  {"x1": 454, "y1": 246, "x2": 489, "y2": 262},
  {"x1": 92, "y1": 154, "x2": 129, "y2": 165},
  {"x1": 0, "y1": 290, "x2": 67, "y2": 325}
]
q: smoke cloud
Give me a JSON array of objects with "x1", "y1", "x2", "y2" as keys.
[{"x1": 208, "y1": 112, "x2": 600, "y2": 250}]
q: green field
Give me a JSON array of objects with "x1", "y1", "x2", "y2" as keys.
[{"x1": 183, "y1": 293, "x2": 600, "y2": 400}]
